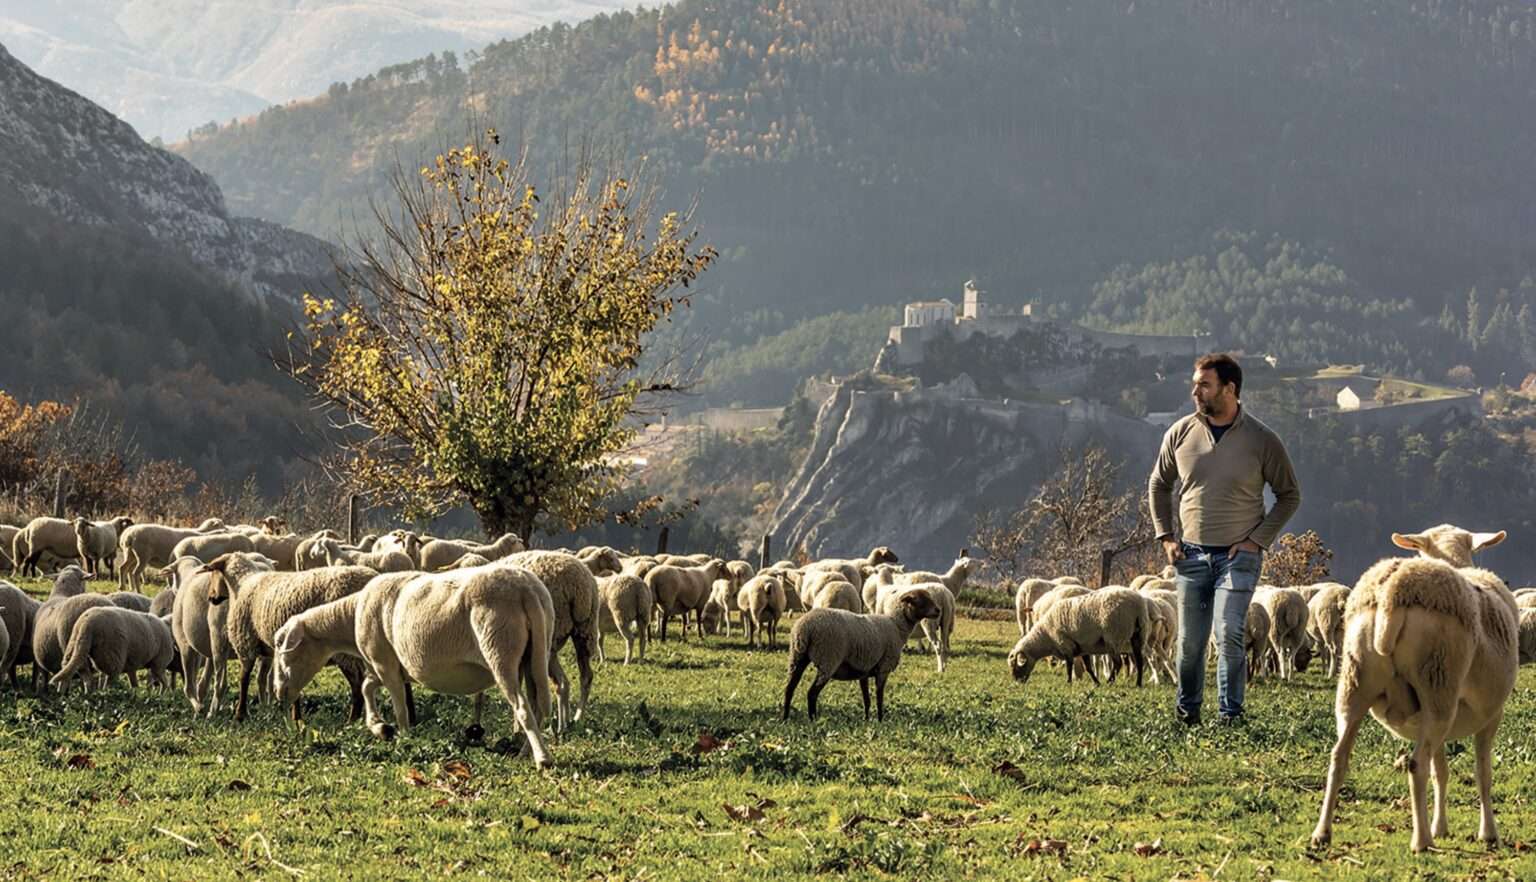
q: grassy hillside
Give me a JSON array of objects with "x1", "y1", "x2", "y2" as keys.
[{"x1": 3, "y1": 576, "x2": 1534, "y2": 880}]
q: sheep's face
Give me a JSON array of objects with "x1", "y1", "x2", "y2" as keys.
[
  {"x1": 870, "y1": 546, "x2": 899, "y2": 566},
  {"x1": 1007, "y1": 645, "x2": 1038, "y2": 683},
  {"x1": 113, "y1": 516, "x2": 134, "y2": 532},
  {"x1": 896, "y1": 589, "x2": 940, "y2": 623},
  {"x1": 272, "y1": 620, "x2": 329, "y2": 708},
  {"x1": 1392, "y1": 524, "x2": 1505, "y2": 568},
  {"x1": 197, "y1": 518, "x2": 226, "y2": 532}
]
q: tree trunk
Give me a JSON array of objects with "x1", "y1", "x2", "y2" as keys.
[{"x1": 469, "y1": 491, "x2": 540, "y2": 545}]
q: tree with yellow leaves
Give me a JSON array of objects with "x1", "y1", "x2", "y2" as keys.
[{"x1": 291, "y1": 129, "x2": 715, "y2": 540}]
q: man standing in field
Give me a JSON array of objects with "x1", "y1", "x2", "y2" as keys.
[{"x1": 1148, "y1": 353, "x2": 1301, "y2": 725}]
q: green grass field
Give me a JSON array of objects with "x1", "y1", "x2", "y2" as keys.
[{"x1": 3, "y1": 577, "x2": 1535, "y2": 880}]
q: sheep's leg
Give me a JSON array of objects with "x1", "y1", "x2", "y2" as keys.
[
  {"x1": 235, "y1": 658, "x2": 255, "y2": 721},
  {"x1": 659, "y1": 612, "x2": 669, "y2": 642},
  {"x1": 859, "y1": 678, "x2": 871, "y2": 720},
  {"x1": 1081, "y1": 655, "x2": 1101, "y2": 686},
  {"x1": 1312, "y1": 682, "x2": 1371, "y2": 848},
  {"x1": 404, "y1": 680, "x2": 418, "y2": 727},
  {"x1": 1132, "y1": 633, "x2": 1146, "y2": 688},
  {"x1": 782, "y1": 655, "x2": 810, "y2": 720},
  {"x1": 572, "y1": 631, "x2": 594, "y2": 723},
  {"x1": 547, "y1": 651, "x2": 572, "y2": 734},
  {"x1": 1475, "y1": 717, "x2": 1502, "y2": 844},
  {"x1": 638, "y1": 613, "x2": 649, "y2": 660},
  {"x1": 874, "y1": 673, "x2": 888, "y2": 722},
  {"x1": 256, "y1": 656, "x2": 273, "y2": 707},
  {"x1": 1430, "y1": 743, "x2": 1450, "y2": 839},
  {"x1": 337, "y1": 659, "x2": 366, "y2": 723},
  {"x1": 371, "y1": 664, "x2": 411, "y2": 738},
  {"x1": 1408, "y1": 735, "x2": 1443, "y2": 852},
  {"x1": 184, "y1": 651, "x2": 207, "y2": 714},
  {"x1": 596, "y1": 630, "x2": 607, "y2": 665},
  {"x1": 487, "y1": 635, "x2": 551, "y2": 769},
  {"x1": 127, "y1": 670, "x2": 139, "y2": 689},
  {"x1": 805, "y1": 673, "x2": 832, "y2": 721}
]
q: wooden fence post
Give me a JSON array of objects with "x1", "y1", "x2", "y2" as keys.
[
  {"x1": 53, "y1": 469, "x2": 69, "y2": 519},
  {"x1": 759, "y1": 534, "x2": 772, "y2": 570},
  {"x1": 656, "y1": 526, "x2": 670, "y2": 555},
  {"x1": 347, "y1": 493, "x2": 361, "y2": 545},
  {"x1": 1099, "y1": 548, "x2": 1115, "y2": 589}
]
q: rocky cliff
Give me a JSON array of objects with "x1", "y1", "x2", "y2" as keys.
[
  {"x1": 0, "y1": 41, "x2": 330, "y2": 305},
  {"x1": 769, "y1": 377, "x2": 1162, "y2": 570}
]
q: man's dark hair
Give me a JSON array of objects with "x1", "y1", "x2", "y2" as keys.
[{"x1": 1195, "y1": 353, "x2": 1243, "y2": 397}]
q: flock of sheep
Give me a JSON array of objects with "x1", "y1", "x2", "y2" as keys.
[{"x1": 0, "y1": 514, "x2": 1533, "y2": 854}]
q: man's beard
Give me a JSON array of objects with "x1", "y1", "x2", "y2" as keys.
[{"x1": 1196, "y1": 399, "x2": 1215, "y2": 415}]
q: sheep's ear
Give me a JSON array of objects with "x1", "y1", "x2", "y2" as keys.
[
  {"x1": 1390, "y1": 532, "x2": 1423, "y2": 551},
  {"x1": 276, "y1": 622, "x2": 305, "y2": 653},
  {"x1": 1472, "y1": 531, "x2": 1507, "y2": 551}
]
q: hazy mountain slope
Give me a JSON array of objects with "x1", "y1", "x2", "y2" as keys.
[{"x1": 0, "y1": 0, "x2": 642, "y2": 141}]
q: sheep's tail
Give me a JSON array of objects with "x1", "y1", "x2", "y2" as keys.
[
  {"x1": 1371, "y1": 560, "x2": 1410, "y2": 656},
  {"x1": 51, "y1": 623, "x2": 95, "y2": 685},
  {"x1": 526, "y1": 604, "x2": 553, "y2": 727}
]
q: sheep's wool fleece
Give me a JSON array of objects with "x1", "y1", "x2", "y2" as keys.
[
  {"x1": 788, "y1": 608, "x2": 906, "y2": 677},
  {"x1": 1347, "y1": 557, "x2": 1505, "y2": 638},
  {"x1": 1036, "y1": 587, "x2": 1147, "y2": 653}
]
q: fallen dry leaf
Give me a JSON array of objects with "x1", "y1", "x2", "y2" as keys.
[
  {"x1": 692, "y1": 732, "x2": 724, "y2": 755},
  {"x1": 1022, "y1": 838, "x2": 1068, "y2": 857},
  {"x1": 404, "y1": 769, "x2": 431, "y2": 787},
  {"x1": 991, "y1": 760, "x2": 1026, "y2": 783},
  {"x1": 442, "y1": 760, "x2": 472, "y2": 781},
  {"x1": 226, "y1": 780, "x2": 252, "y2": 792},
  {"x1": 65, "y1": 754, "x2": 95, "y2": 770},
  {"x1": 722, "y1": 803, "x2": 766, "y2": 823},
  {"x1": 1133, "y1": 837, "x2": 1164, "y2": 857}
]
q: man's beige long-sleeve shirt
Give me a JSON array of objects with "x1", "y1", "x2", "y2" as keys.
[{"x1": 1147, "y1": 406, "x2": 1301, "y2": 549}]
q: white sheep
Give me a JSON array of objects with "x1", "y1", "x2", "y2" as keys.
[
  {"x1": 1312, "y1": 525, "x2": 1518, "y2": 853},
  {"x1": 502, "y1": 550, "x2": 601, "y2": 732},
  {"x1": 876, "y1": 579, "x2": 957, "y2": 673},
  {"x1": 782, "y1": 587, "x2": 939, "y2": 721},
  {"x1": 292, "y1": 529, "x2": 344, "y2": 571},
  {"x1": 810, "y1": 579, "x2": 862, "y2": 613},
  {"x1": 803, "y1": 546, "x2": 899, "y2": 590},
  {"x1": 417, "y1": 533, "x2": 523, "y2": 570},
  {"x1": 29, "y1": 567, "x2": 114, "y2": 688},
  {"x1": 1516, "y1": 593, "x2": 1536, "y2": 611},
  {"x1": 1013, "y1": 577, "x2": 1058, "y2": 635},
  {"x1": 1255, "y1": 586, "x2": 1311, "y2": 679},
  {"x1": 1306, "y1": 583, "x2": 1350, "y2": 678},
  {"x1": 1518, "y1": 609, "x2": 1536, "y2": 665},
  {"x1": 1008, "y1": 588, "x2": 1150, "y2": 687},
  {"x1": 578, "y1": 546, "x2": 625, "y2": 578},
  {"x1": 201, "y1": 553, "x2": 376, "y2": 722},
  {"x1": 645, "y1": 559, "x2": 726, "y2": 641},
  {"x1": 738, "y1": 573, "x2": 788, "y2": 649},
  {"x1": 0, "y1": 580, "x2": 42, "y2": 685},
  {"x1": 49, "y1": 607, "x2": 177, "y2": 691},
  {"x1": 311, "y1": 536, "x2": 415, "y2": 573},
  {"x1": 73, "y1": 516, "x2": 134, "y2": 578},
  {"x1": 597, "y1": 573, "x2": 652, "y2": 664},
  {"x1": 272, "y1": 564, "x2": 555, "y2": 766},
  {"x1": 166, "y1": 554, "x2": 241, "y2": 716},
  {"x1": 172, "y1": 531, "x2": 256, "y2": 566},
  {"x1": 114, "y1": 518, "x2": 225, "y2": 591},
  {"x1": 1143, "y1": 595, "x2": 1179, "y2": 684},
  {"x1": 13, "y1": 517, "x2": 84, "y2": 577}
]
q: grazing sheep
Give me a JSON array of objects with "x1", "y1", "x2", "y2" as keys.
[
  {"x1": 201, "y1": 553, "x2": 376, "y2": 721},
  {"x1": 811, "y1": 579, "x2": 861, "y2": 613},
  {"x1": 1307, "y1": 583, "x2": 1351, "y2": 678},
  {"x1": 502, "y1": 550, "x2": 601, "y2": 732},
  {"x1": 704, "y1": 578, "x2": 741, "y2": 636},
  {"x1": 14, "y1": 517, "x2": 83, "y2": 577},
  {"x1": 803, "y1": 546, "x2": 899, "y2": 590},
  {"x1": 0, "y1": 581, "x2": 42, "y2": 685},
  {"x1": 311, "y1": 537, "x2": 415, "y2": 573},
  {"x1": 1256, "y1": 587, "x2": 1311, "y2": 680},
  {"x1": 1518, "y1": 609, "x2": 1536, "y2": 665},
  {"x1": 782, "y1": 587, "x2": 939, "y2": 721},
  {"x1": 168, "y1": 554, "x2": 243, "y2": 716},
  {"x1": 597, "y1": 573, "x2": 652, "y2": 664},
  {"x1": 1242, "y1": 601, "x2": 1272, "y2": 682},
  {"x1": 738, "y1": 573, "x2": 788, "y2": 649},
  {"x1": 645, "y1": 559, "x2": 727, "y2": 641},
  {"x1": 115, "y1": 519, "x2": 225, "y2": 591},
  {"x1": 172, "y1": 532, "x2": 256, "y2": 566},
  {"x1": 73, "y1": 516, "x2": 133, "y2": 578},
  {"x1": 1312, "y1": 525, "x2": 1518, "y2": 853},
  {"x1": 418, "y1": 533, "x2": 525, "y2": 571},
  {"x1": 1032, "y1": 584, "x2": 1092, "y2": 625},
  {"x1": 798, "y1": 569, "x2": 857, "y2": 613},
  {"x1": 149, "y1": 586, "x2": 177, "y2": 617},
  {"x1": 1143, "y1": 595, "x2": 1179, "y2": 684},
  {"x1": 49, "y1": 607, "x2": 177, "y2": 691},
  {"x1": 1008, "y1": 588, "x2": 1150, "y2": 687}
]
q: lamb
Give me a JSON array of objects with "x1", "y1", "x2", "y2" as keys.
[
  {"x1": 0, "y1": 581, "x2": 42, "y2": 685},
  {"x1": 596, "y1": 573, "x2": 652, "y2": 664},
  {"x1": 501, "y1": 550, "x2": 601, "y2": 732},
  {"x1": 1256, "y1": 587, "x2": 1311, "y2": 679},
  {"x1": 810, "y1": 579, "x2": 861, "y2": 613},
  {"x1": 49, "y1": 607, "x2": 177, "y2": 691},
  {"x1": 1518, "y1": 609, "x2": 1536, "y2": 665},
  {"x1": 1312, "y1": 525, "x2": 1518, "y2": 853},
  {"x1": 645, "y1": 559, "x2": 727, "y2": 641},
  {"x1": 782, "y1": 587, "x2": 939, "y2": 721},
  {"x1": 1008, "y1": 587, "x2": 1150, "y2": 687},
  {"x1": 271, "y1": 563, "x2": 555, "y2": 765},
  {"x1": 311, "y1": 537, "x2": 415, "y2": 573},
  {"x1": 172, "y1": 531, "x2": 256, "y2": 565},
  {"x1": 1307, "y1": 583, "x2": 1351, "y2": 678},
  {"x1": 418, "y1": 533, "x2": 524, "y2": 571},
  {"x1": 201, "y1": 553, "x2": 377, "y2": 721},
  {"x1": 115, "y1": 518, "x2": 225, "y2": 591},
  {"x1": 13, "y1": 517, "x2": 86, "y2": 577},
  {"x1": 30, "y1": 567, "x2": 115, "y2": 687},
  {"x1": 738, "y1": 573, "x2": 788, "y2": 649},
  {"x1": 73, "y1": 516, "x2": 133, "y2": 578},
  {"x1": 168, "y1": 554, "x2": 243, "y2": 716},
  {"x1": 705, "y1": 577, "x2": 741, "y2": 635}
]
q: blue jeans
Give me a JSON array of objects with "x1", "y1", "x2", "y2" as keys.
[{"x1": 1173, "y1": 543, "x2": 1262, "y2": 718}]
